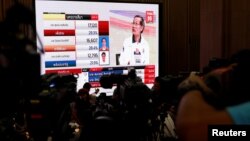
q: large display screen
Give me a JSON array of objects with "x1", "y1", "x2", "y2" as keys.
[{"x1": 35, "y1": 0, "x2": 160, "y2": 95}]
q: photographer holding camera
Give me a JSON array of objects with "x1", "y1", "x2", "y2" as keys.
[{"x1": 176, "y1": 49, "x2": 250, "y2": 141}]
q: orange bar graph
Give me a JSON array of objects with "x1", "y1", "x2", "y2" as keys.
[{"x1": 44, "y1": 45, "x2": 75, "y2": 52}]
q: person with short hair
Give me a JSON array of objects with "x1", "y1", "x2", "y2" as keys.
[
  {"x1": 119, "y1": 15, "x2": 149, "y2": 65},
  {"x1": 82, "y1": 82, "x2": 99, "y2": 105},
  {"x1": 100, "y1": 51, "x2": 109, "y2": 65}
]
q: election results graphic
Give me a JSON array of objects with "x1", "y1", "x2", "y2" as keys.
[
  {"x1": 35, "y1": 0, "x2": 159, "y2": 94},
  {"x1": 43, "y1": 13, "x2": 109, "y2": 69}
]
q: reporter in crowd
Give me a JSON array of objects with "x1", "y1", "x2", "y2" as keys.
[{"x1": 176, "y1": 49, "x2": 250, "y2": 141}]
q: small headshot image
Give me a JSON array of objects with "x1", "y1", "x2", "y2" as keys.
[
  {"x1": 99, "y1": 37, "x2": 109, "y2": 51},
  {"x1": 99, "y1": 51, "x2": 109, "y2": 65}
]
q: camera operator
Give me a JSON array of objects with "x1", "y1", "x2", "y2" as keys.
[
  {"x1": 149, "y1": 76, "x2": 179, "y2": 141},
  {"x1": 123, "y1": 81, "x2": 152, "y2": 141},
  {"x1": 176, "y1": 49, "x2": 250, "y2": 141}
]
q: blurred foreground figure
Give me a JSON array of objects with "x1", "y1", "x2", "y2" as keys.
[
  {"x1": 176, "y1": 49, "x2": 250, "y2": 141},
  {"x1": 0, "y1": 2, "x2": 41, "y2": 141}
]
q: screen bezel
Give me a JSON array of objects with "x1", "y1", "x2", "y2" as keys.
[{"x1": 34, "y1": 0, "x2": 163, "y2": 95}]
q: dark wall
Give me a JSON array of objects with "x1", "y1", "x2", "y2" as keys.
[
  {"x1": 200, "y1": 0, "x2": 224, "y2": 70},
  {"x1": 226, "y1": 0, "x2": 250, "y2": 56},
  {"x1": 200, "y1": 0, "x2": 250, "y2": 70},
  {"x1": 167, "y1": 0, "x2": 200, "y2": 75}
]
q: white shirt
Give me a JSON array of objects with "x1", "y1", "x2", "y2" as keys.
[
  {"x1": 99, "y1": 51, "x2": 109, "y2": 65},
  {"x1": 163, "y1": 113, "x2": 178, "y2": 139},
  {"x1": 100, "y1": 57, "x2": 109, "y2": 65},
  {"x1": 119, "y1": 35, "x2": 149, "y2": 65}
]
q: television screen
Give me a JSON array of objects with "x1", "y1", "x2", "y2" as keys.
[{"x1": 35, "y1": 0, "x2": 160, "y2": 95}]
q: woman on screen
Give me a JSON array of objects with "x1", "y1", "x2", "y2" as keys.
[{"x1": 99, "y1": 37, "x2": 109, "y2": 51}]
